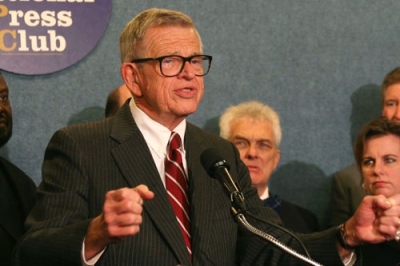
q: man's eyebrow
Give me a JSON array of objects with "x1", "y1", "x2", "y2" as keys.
[
  {"x1": 233, "y1": 135, "x2": 272, "y2": 143},
  {"x1": 232, "y1": 135, "x2": 249, "y2": 141}
]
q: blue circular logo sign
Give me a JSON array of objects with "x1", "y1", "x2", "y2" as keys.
[{"x1": 0, "y1": 0, "x2": 112, "y2": 75}]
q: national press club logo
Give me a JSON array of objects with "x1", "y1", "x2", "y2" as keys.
[{"x1": 0, "y1": 0, "x2": 112, "y2": 75}]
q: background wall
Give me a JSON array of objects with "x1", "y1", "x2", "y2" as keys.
[{"x1": 2, "y1": 0, "x2": 398, "y2": 228}]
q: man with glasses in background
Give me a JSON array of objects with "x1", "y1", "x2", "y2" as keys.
[{"x1": 16, "y1": 8, "x2": 400, "y2": 266}]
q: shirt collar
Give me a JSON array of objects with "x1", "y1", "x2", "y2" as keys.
[
  {"x1": 259, "y1": 186, "x2": 270, "y2": 200},
  {"x1": 130, "y1": 100, "x2": 186, "y2": 158}
]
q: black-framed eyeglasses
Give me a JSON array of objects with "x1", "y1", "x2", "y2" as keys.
[{"x1": 131, "y1": 55, "x2": 212, "y2": 77}]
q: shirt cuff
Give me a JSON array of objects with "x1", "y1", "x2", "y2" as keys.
[
  {"x1": 342, "y1": 250, "x2": 356, "y2": 266},
  {"x1": 81, "y1": 238, "x2": 106, "y2": 266}
]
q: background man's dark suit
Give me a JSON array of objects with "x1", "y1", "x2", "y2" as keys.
[
  {"x1": 0, "y1": 156, "x2": 36, "y2": 265},
  {"x1": 281, "y1": 200, "x2": 319, "y2": 233},
  {"x1": 262, "y1": 194, "x2": 319, "y2": 233},
  {"x1": 17, "y1": 103, "x2": 346, "y2": 265}
]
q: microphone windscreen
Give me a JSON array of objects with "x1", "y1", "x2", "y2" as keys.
[{"x1": 200, "y1": 148, "x2": 229, "y2": 175}]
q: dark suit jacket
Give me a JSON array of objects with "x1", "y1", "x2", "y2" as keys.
[
  {"x1": 327, "y1": 164, "x2": 365, "y2": 227},
  {"x1": 360, "y1": 241, "x2": 400, "y2": 266},
  {"x1": 279, "y1": 199, "x2": 319, "y2": 233},
  {"x1": 16, "y1": 103, "x2": 349, "y2": 266},
  {"x1": 0, "y1": 156, "x2": 36, "y2": 265}
]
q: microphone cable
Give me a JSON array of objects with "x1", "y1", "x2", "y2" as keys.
[{"x1": 232, "y1": 206, "x2": 323, "y2": 266}]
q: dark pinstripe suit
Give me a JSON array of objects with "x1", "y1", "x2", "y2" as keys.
[{"x1": 16, "y1": 102, "x2": 348, "y2": 266}]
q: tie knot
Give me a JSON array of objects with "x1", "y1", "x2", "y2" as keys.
[{"x1": 168, "y1": 132, "x2": 182, "y2": 151}]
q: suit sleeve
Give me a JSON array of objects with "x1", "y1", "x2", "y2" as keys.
[{"x1": 15, "y1": 129, "x2": 92, "y2": 266}]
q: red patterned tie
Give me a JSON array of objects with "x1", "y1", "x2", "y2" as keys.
[{"x1": 165, "y1": 132, "x2": 191, "y2": 258}]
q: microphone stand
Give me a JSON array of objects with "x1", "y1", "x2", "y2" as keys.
[{"x1": 230, "y1": 191, "x2": 323, "y2": 266}]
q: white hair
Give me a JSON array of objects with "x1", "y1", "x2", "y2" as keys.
[{"x1": 219, "y1": 101, "x2": 281, "y2": 147}]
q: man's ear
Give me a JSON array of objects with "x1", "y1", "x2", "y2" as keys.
[
  {"x1": 121, "y1": 62, "x2": 142, "y2": 97},
  {"x1": 273, "y1": 149, "x2": 281, "y2": 171}
]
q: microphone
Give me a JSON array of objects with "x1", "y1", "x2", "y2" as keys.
[
  {"x1": 200, "y1": 148, "x2": 322, "y2": 266},
  {"x1": 200, "y1": 148, "x2": 247, "y2": 212}
]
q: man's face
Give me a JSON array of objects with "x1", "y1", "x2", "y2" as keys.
[
  {"x1": 130, "y1": 26, "x2": 204, "y2": 128},
  {"x1": 228, "y1": 118, "x2": 280, "y2": 195},
  {"x1": 0, "y1": 76, "x2": 12, "y2": 147},
  {"x1": 382, "y1": 83, "x2": 400, "y2": 121}
]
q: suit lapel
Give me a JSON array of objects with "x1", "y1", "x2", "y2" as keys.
[{"x1": 108, "y1": 104, "x2": 191, "y2": 264}]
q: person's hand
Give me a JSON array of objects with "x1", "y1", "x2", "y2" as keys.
[
  {"x1": 345, "y1": 194, "x2": 400, "y2": 246},
  {"x1": 377, "y1": 193, "x2": 400, "y2": 240},
  {"x1": 84, "y1": 185, "x2": 154, "y2": 260}
]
